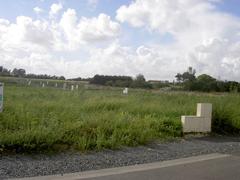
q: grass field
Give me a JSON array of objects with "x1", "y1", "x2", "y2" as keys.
[{"x1": 0, "y1": 83, "x2": 240, "y2": 153}]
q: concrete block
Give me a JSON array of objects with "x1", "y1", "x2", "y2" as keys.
[
  {"x1": 197, "y1": 103, "x2": 212, "y2": 118},
  {"x1": 181, "y1": 103, "x2": 212, "y2": 133},
  {"x1": 181, "y1": 116, "x2": 211, "y2": 133}
]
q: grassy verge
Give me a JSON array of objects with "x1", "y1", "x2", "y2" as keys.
[{"x1": 0, "y1": 85, "x2": 239, "y2": 153}]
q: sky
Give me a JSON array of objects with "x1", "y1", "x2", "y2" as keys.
[{"x1": 0, "y1": 0, "x2": 240, "y2": 81}]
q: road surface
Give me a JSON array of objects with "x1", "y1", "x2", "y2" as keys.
[{"x1": 16, "y1": 152, "x2": 240, "y2": 180}]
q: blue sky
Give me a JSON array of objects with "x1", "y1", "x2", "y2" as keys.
[
  {"x1": 0, "y1": 0, "x2": 239, "y2": 21},
  {"x1": 0, "y1": 0, "x2": 128, "y2": 21},
  {"x1": 218, "y1": 0, "x2": 240, "y2": 17},
  {"x1": 0, "y1": 0, "x2": 240, "y2": 80}
]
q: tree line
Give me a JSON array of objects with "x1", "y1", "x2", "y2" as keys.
[
  {"x1": 0, "y1": 66, "x2": 65, "y2": 80},
  {"x1": 89, "y1": 74, "x2": 152, "y2": 89},
  {"x1": 1, "y1": 65, "x2": 240, "y2": 92},
  {"x1": 175, "y1": 67, "x2": 240, "y2": 92}
]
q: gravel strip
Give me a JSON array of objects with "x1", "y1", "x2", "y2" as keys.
[{"x1": 1, "y1": 136, "x2": 240, "y2": 179}]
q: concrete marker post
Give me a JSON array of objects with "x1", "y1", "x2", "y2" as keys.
[
  {"x1": 63, "y1": 83, "x2": 67, "y2": 90},
  {"x1": 123, "y1": 87, "x2": 128, "y2": 95},
  {"x1": 0, "y1": 83, "x2": 3, "y2": 113},
  {"x1": 28, "y1": 80, "x2": 31, "y2": 86}
]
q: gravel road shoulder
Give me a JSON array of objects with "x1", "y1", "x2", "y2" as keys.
[{"x1": 1, "y1": 136, "x2": 240, "y2": 179}]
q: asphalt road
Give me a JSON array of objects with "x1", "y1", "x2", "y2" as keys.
[
  {"x1": 17, "y1": 152, "x2": 240, "y2": 180},
  {"x1": 85, "y1": 153, "x2": 240, "y2": 180}
]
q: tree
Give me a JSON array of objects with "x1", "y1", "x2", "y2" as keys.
[
  {"x1": 59, "y1": 76, "x2": 65, "y2": 80},
  {"x1": 0, "y1": 67, "x2": 11, "y2": 76},
  {"x1": 175, "y1": 67, "x2": 196, "y2": 90},
  {"x1": 175, "y1": 73, "x2": 182, "y2": 82},
  {"x1": 135, "y1": 74, "x2": 146, "y2": 82},
  {"x1": 90, "y1": 74, "x2": 133, "y2": 87},
  {"x1": 197, "y1": 74, "x2": 216, "y2": 82},
  {"x1": 175, "y1": 67, "x2": 196, "y2": 83},
  {"x1": 195, "y1": 74, "x2": 217, "y2": 92},
  {"x1": 182, "y1": 72, "x2": 196, "y2": 82},
  {"x1": 131, "y1": 74, "x2": 152, "y2": 89},
  {"x1": 12, "y1": 68, "x2": 26, "y2": 77},
  {"x1": 174, "y1": 69, "x2": 240, "y2": 92}
]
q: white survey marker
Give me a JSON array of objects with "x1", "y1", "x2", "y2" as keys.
[{"x1": 0, "y1": 83, "x2": 3, "y2": 112}]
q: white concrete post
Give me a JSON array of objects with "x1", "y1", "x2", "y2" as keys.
[
  {"x1": 76, "y1": 85, "x2": 79, "y2": 90},
  {"x1": 71, "y1": 85, "x2": 74, "y2": 91},
  {"x1": 28, "y1": 80, "x2": 31, "y2": 86},
  {"x1": 123, "y1": 88, "x2": 128, "y2": 95},
  {"x1": 181, "y1": 103, "x2": 212, "y2": 133},
  {"x1": 42, "y1": 83, "x2": 45, "y2": 88},
  {"x1": 0, "y1": 83, "x2": 3, "y2": 113},
  {"x1": 55, "y1": 83, "x2": 58, "y2": 88},
  {"x1": 63, "y1": 83, "x2": 67, "y2": 90}
]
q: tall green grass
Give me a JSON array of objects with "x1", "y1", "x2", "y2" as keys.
[{"x1": 0, "y1": 86, "x2": 239, "y2": 153}]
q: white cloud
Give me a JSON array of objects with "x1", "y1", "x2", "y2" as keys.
[
  {"x1": 59, "y1": 9, "x2": 120, "y2": 49},
  {"x1": 116, "y1": 0, "x2": 226, "y2": 34},
  {"x1": 1, "y1": 16, "x2": 53, "y2": 48},
  {"x1": 1, "y1": 0, "x2": 240, "y2": 81},
  {"x1": 49, "y1": 3, "x2": 63, "y2": 17},
  {"x1": 116, "y1": 0, "x2": 240, "y2": 81},
  {"x1": 0, "y1": 6, "x2": 121, "y2": 77},
  {"x1": 33, "y1": 7, "x2": 44, "y2": 14},
  {"x1": 190, "y1": 37, "x2": 240, "y2": 80},
  {"x1": 78, "y1": 13, "x2": 120, "y2": 41},
  {"x1": 0, "y1": 8, "x2": 120, "y2": 50},
  {"x1": 65, "y1": 42, "x2": 186, "y2": 80}
]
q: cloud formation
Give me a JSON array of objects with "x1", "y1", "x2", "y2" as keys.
[
  {"x1": 0, "y1": 3, "x2": 121, "y2": 77},
  {"x1": 33, "y1": 7, "x2": 44, "y2": 14},
  {"x1": 116, "y1": 0, "x2": 240, "y2": 80},
  {"x1": 0, "y1": 0, "x2": 240, "y2": 81},
  {"x1": 59, "y1": 9, "x2": 120, "y2": 49},
  {"x1": 49, "y1": 3, "x2": 63, "y2": 17}
]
